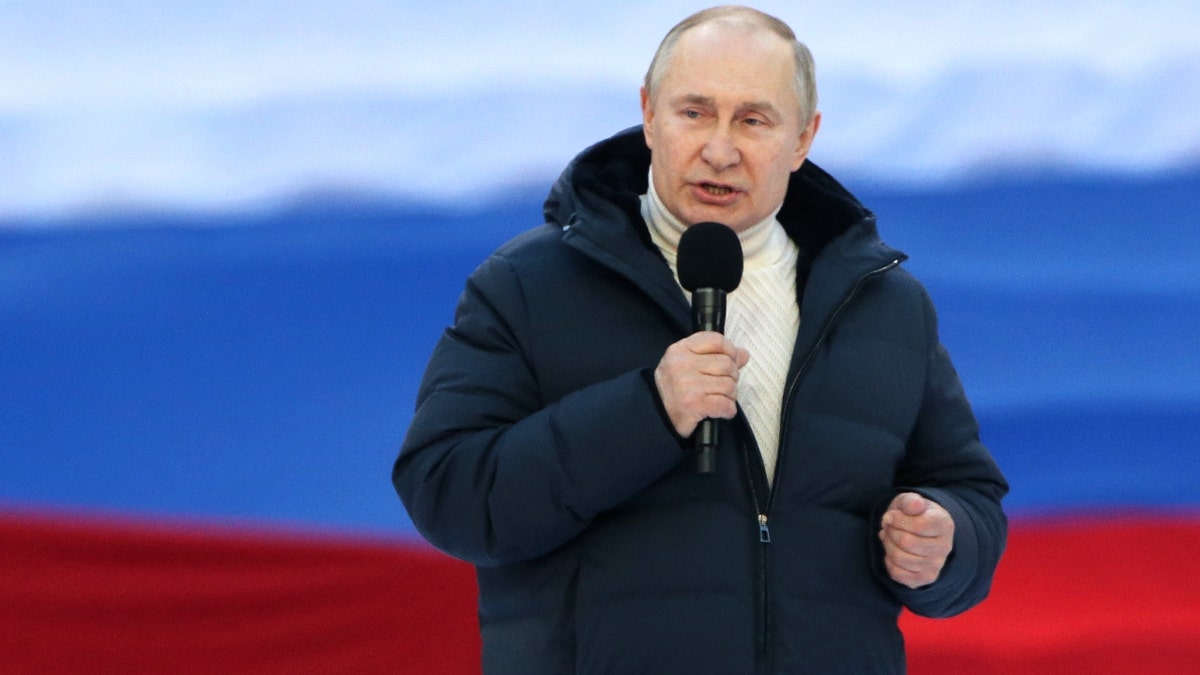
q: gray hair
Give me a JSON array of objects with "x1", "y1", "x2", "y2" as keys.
[{"x1": 643, "y1": 5, "x2": 818, "y2": 127}]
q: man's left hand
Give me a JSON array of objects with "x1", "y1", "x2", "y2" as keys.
[{"x1": 879, "y1": 492, "x2": 955, "y2": 589}]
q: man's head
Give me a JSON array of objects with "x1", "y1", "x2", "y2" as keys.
[{"x1": 641, "y1": 6, "x2": 821, "y2": 232}]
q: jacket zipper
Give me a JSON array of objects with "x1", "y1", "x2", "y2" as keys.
[
  {"x1": 767, "y1": 257, "x2": 900, "y2": 516},
  {"x1": 739, "y1": 437, "x2": 771, "y2": 673},
  {"x1": 747, "y1": 257, "x2": 899, "y2": 669}
]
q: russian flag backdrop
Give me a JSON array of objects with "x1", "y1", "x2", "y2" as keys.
[{"x1": 3, "y1": 1, "x2": 1199, "y2": 672}]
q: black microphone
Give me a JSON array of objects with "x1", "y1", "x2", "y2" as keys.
[{"x1": 677, "y1": 221, "x2": 743, "y2": 474}]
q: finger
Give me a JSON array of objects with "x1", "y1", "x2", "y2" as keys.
[
  {"x1": 734, "y1": 346, "x2": 750, "y2": 369},
  {"x1": 684, "y1": 331, "x2": 739, "y2": 355},
  {"x1": 885, "y1": 497, "x2": 954, "y2": 536},
  {"x1": 883, "y1": 555, "x2": 941, "y2": 589},
  {"x1": 885, "y1": 544, "x2": 947, "y2": 578},
  {"x1": 880, "y1": 526, "x2": 953, "y2": 559},
  {"x1": 880, "y1": 533, "x2": 948, "y2": 575},
  {"x1": 899, "y1": 509, "x2": 954, "y2": 540},
  {"x1": 884, "y1": 516, "x2": 951, "y2": 541},
  {"x1": 701, "y1": 392, "x2": 739, "y2": 420},
  {"x1": 695, "y1": 353, "x2": 743, "y2": 380}
]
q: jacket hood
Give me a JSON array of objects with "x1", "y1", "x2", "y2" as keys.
[{"x1": 543, "y1": 125, "x2": 881, "y2": 253}]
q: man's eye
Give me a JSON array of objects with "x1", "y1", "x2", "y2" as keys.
[{"x1": 683, "y1": 109, "x2": 702, "y2": 119}]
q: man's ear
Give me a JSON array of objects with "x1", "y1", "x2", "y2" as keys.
[
  {"x1": 792, "y1": 111, "x2": 822, "y2": 171},
  {"x1": 640, "y1": 87, "x2": 655, "y2": 149}
]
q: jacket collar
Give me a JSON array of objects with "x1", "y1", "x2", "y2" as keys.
[
  {"x1": 543, "y1": 126, "x2": 906, "y2": 331},
  {"x1": 545, "y1": 126, "x2": 894, "y2": 252}
]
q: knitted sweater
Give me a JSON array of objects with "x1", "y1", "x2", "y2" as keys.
[{"x1": 641, "y1": 174, "x2": 799, "y2": 481}]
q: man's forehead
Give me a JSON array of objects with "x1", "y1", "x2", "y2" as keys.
[
  {"x1": 678, "y1": 17, "x2": 790, "y2": 52},
  {"x1": 665, "y1": 23, "x2": 797, "y2": 84},
  {"x1": 651, "y1": 18, "x2": 803, "y2": 120}
]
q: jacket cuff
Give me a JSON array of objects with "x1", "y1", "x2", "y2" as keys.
[
  {"x1": 639, "y1": 367, "x2": 694, "y2": 452},
  {"x1": 873, "y1": 487, "x2": 982, "y2": 618}
]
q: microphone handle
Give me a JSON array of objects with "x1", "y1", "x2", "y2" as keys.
[
  {"x1": 696, "y1": 419, "x2": 718, "y2": 474},
  {"x1": 691, "y1": 288, "x2": 726, "y2": 474}
]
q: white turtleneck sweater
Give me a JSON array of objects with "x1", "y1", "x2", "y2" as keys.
[{"x1": 641, "y1": 173, "x2": 800, "y2": 483}]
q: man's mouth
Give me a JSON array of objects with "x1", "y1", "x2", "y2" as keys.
[{"x1": 700, "y1": 183, "x2": 735, "y2": 196}]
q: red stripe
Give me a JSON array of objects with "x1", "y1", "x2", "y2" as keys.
[
  {"x1": 3, "y1": 509, "x2": 1198, "y2": 673},
  {"x1": 0, "y1": 510, "x2": 480, "y2": 674},
  {"x1": 903, "y1": 514, "x2": 1200, "y2": 674}
]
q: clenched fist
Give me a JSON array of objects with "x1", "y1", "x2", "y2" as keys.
[
  {"x1": 879, "y1": 492, "x2": 955, "y2": 589},
  {"x1": 654, "y1": 332, "x2": 750, "y2": 438}
]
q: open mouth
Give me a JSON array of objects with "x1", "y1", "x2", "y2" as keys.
[{"x1": 700, "y1": 183, "x2": 735, "y2": 196}]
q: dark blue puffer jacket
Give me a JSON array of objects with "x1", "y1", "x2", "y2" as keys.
[{"x1": 394, "y1": 126, "x2": 1008, "y2": 674}]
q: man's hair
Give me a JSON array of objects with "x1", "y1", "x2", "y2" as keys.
[{"x1": 643, "y1": 5, "x2": 818, "y2": 127}]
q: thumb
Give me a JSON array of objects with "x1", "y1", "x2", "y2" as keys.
[{"x1": 894, "y1": 492, "x2": 928, "y2": 517}]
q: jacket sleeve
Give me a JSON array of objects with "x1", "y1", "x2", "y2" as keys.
[
  {"x1": 877, "y1": 289, "x2": 1009, "y2": 618},
  {"x1": 392, "y1": 251, "x2": 690, "y2": 567}
]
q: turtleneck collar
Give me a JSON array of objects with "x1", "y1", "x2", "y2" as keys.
[{"x1": 640, "y1": 168, "x2": 790, "y2": 272}]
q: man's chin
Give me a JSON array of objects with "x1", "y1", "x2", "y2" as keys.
[
  {"x1": 688, "y1": 213, "x2": 754, "y2": 233},
  {"x1": 680, "y1": 206, "x2": 749, "y2": 231}
]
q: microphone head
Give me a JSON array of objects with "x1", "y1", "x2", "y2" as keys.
[{"x1": 677, "y1": 221, "x2": 743, "y2": 292}]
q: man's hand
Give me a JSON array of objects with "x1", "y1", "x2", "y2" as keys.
[
  {"x1": 654, "y1": 332, "x2": 750, "y2": 438},
  {"x1": 879, "y1": 492, "x2": 955, "y2": 589}
]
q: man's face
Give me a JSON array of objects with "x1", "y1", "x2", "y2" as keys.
[{"x1": 642, "y1": 22, "x2": 819, "y2": 233}]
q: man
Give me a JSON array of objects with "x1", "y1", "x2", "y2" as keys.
[{"x1": 394, "y1": 5, "x2": 1007, "y2": 673}]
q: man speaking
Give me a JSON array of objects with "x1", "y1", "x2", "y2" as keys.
[{"x1": 394, "y1": 5, "x2": 1008, "y2": 672}]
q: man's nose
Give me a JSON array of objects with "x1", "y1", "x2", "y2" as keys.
[{"x1": 700, "y1": 126, "x2": 740, "y2": 170}]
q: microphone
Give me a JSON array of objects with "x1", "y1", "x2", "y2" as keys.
[{"x1": 676, "y1": 222, "x2": 743, "y2": 474}]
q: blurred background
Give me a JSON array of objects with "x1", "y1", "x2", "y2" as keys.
[{"x1": 2, "y1": 1, "x2": 1198, "y2": 672}]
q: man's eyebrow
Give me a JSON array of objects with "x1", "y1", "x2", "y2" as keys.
[
  {"x1": 670, "y1": 94, "x2": 782, "y2": 120},
  {"x1": 672, "y1": 94, "x2": 717, "y2": 108},
  {"x1": 737, "y1": 100, "x2": 783, "y2": 119}
]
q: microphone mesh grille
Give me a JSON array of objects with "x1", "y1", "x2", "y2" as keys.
[{"x1": 677, "y1": 222, "x2": 743, "y2": 292}]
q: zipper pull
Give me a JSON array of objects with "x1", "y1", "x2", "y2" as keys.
[{"x1": 758, "y1": 514, "x2": 771, "y2": 543}]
